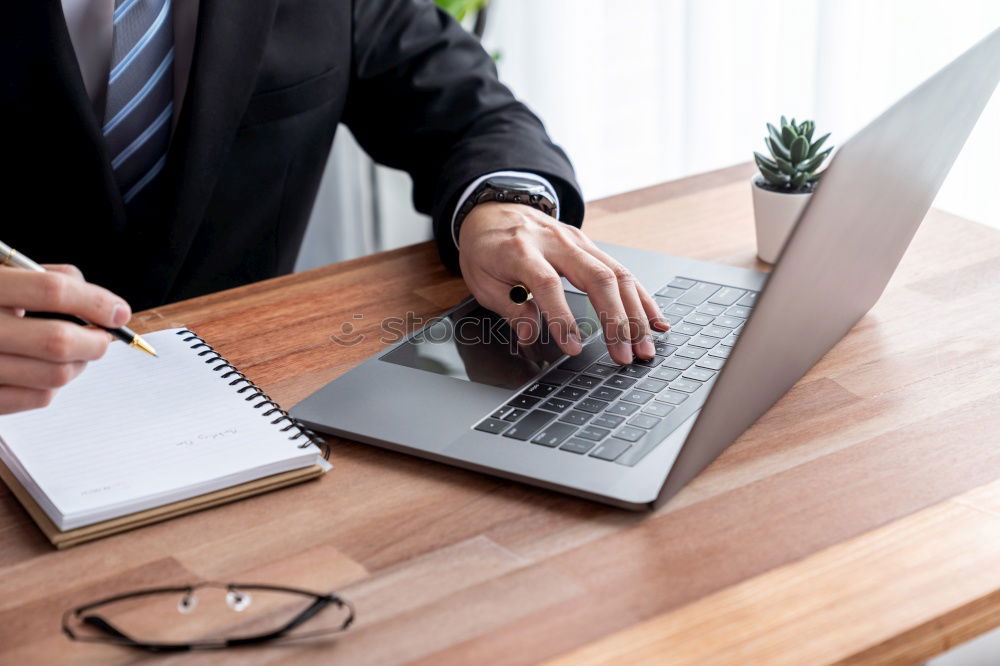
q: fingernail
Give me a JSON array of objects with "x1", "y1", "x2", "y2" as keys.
[
  {"x1": 638, "y1": 336, "x2": 655, "y2": 359},
  {"x1": 566, "y1": 329, "x2": 583, "y2": 354},
  {"x1": 111, "y1": 303, "x2": 131, "y2": 327},
  {"x1": 613, "y1": 340, "x2": 633, "y2": 365}
]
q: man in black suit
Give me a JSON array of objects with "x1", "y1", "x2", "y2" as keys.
[{"x1": 0, "y1": 0, "x2": 666, "y2": 414}]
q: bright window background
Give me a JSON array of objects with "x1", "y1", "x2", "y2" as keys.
[
  {"x1": 485, "y1": 0, "x2": 999, "y2": 226},
  {"x1": 297, "y1": 1, "x2": 999, "y2": 270}
]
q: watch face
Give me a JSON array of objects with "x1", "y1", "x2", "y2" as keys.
[{"x1": 486, "y1": 176, "x2": 548, "y2": 194}]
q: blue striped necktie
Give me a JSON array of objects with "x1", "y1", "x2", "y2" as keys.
[{"x1": 103, "y1": 0, "x2": 174, "y2": 204}]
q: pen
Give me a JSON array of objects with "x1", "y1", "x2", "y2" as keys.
[{"x1": 0, "y1": 240, "x2": 157, "y2": 357}]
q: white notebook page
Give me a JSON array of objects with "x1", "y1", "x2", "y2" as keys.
[{"x1": 0, "y1": 328, "x2": 324, "y2": 529}]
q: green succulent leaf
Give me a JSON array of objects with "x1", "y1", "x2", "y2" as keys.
[
  {"x1": 790, "y1": 135, "x2": 809, "y2": 163},
  {"x1": 758, "y1": 164, "x2": 791, "y2": 186},
  {"x1": 807, "y1": 171, "x2": 823, "y2": 182},
  {"x1": 773, "y1": 154, "x2": 795, "y2": 173},
  {"x1": 791, "y1": 171, "x2": 808, "y2": 189},
  {"x1": 766, "y1": 136, "x2": 791, "y2": 161},
  {"x1": 754, "y1": 151, "x2": 779, "y2": 172},
  {"x1": 802, "y1": 120, "x2": 815, "y2": 141},
  {"x1": 807, "y1": 133, "x2": 831, "y2": 158},
  {"x1": 780, "y1": 115, "x2": 789, "y2": 128},
  {"x1": 796, "y1": 147, "x2": 833, "y2": 174},
  {"x1": 780, "y1": 123, "x2": 795, "y2": 147}
]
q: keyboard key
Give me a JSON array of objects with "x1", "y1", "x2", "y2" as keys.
[
  {"x1": 654, "y1": 296, "x2": 674, "y2": 311},
  {"x1": 668, "y1": 277, "x2": 697, "y2": 289},
  {"x1": 570, "y1": 374, "x2": 602, "y2": 389},
  {"x1": 642, "y1": 402, "x2": 674, "y2": 417},
  {"x1": 689, "y1": 335, "x2": 719, "y2": 349},
  {"x1": 589, "y1": 439, "x2": 632, "y2": 461},
  {"x1": 707, "y1": 287, "x2": 745, "y2": 306},
  {"x1": 715, "y1": 315, "x2": 745, "y2": 328},
  {"x1": 654, "y1": 342, "x2": 677, "y2": 356},
  {"x1": 618, "y1": 365, "x2": 651, "y2": 378},
  {"x1": 684, "y1": 313, "x2": 715, "y2": 326},
  {"x1": 697, "y1": 303, "x2": 727, "y2": 316},
  {"x1": 492, "y1": 406, "x2": 528, "y2": 422},
  {"x1": 696, "y1": 356, "x2": 726, "y2": 370},
  {"x1": 576, "y1": 397, "x2": 609, "y2": 413},
  {"x1": 508, "y1": 395, "x2": 540, "y2": 409},
  {"x1": 560, "y1": 438, "x2": 596, "y2": 455},
  {"x1": 672, "y1": 322, "x2": 703, "y2": 336},
  {"x1": 540, "y1": 397, "x2": 573, "y2": 412},
  {"x1": 664, "y1": 332, "x2": 691, "y2": 346},
  {"x1": 665, "y1": 357, "x2": 694, "y2": 370},
  {"x1": 556, "y1": 386, "x2": 587, "y2": 401},
  {"x1": 605, "y1": 375, "x2": 637, "y2": 390},
  {"x1": 664, "y1": 303, "x2": 694, "y2": 316},
  {"x1": 621, "y1": 390, "x2": 654, "y2": 405},
  {"x1": 636, "y1": 378, "x2": 668, "y2": 393},
  {"x1": 613, "y1": 426, "x2": 647, "y2": 443},
  {"x1": 633, "y1": 355, "x2": 665, "y2": 368},
  {"x1": 502, "y1": 410, "x2": 555, "y2": 440},
  {"x1": 591, "y1": 386, "x2": 623, "y2": 402},
  {"x1": 727, "y1": 305, "x2": 752, "y2": 319},
  {"x1": 540, "y1": 369, "x2": 575, "y2": 385},
  {"x1": 677, "y1": 282, "x2": 720, "y2": 306},
  {"x1": 650, "y1": 367, "x2": 681, "y2": 382},
  {"x1": 737, "y1": 292, "x2": 758, "y2": 307},
  {"x1": 657, "y1": 390, "x2": 689, "y2": 405},
  {"x1": 523, "y1": 383, "x2": 557, "y2": 398},
  {"x1": 655, "y1": 285, "x2": 686, "y2": 299},
  {"x1": 663, "y1": 314, "x2": 684, "y2": 325},
  {"x1": 585, "y1": 363, "x2": 618, "y2": 378},
  {"x1": 675, "y1": 345, "x2": 707, "y2": 359},
  {"x1": 605, "y1": 401, "x2": 639, "y2": 416},
  {"x1": 591, "y1": 414, "x2": 625, "y2": 429},
  {"x1": 578, "y1": 425, "x2": 611, "y2": 442},
  {"x1": 683, "y1": 367, "x2": 716, "y2": 382},
  {"x1": 670, "y1": 378, "x2": 703, "y2": 393},
  {"x1": 559, "y1": 343, "x2": 606, "y2": 372},
  {"x1": 559, "y1": 410, "x2": 592, "y2": 426},
  {"x1": 475, "y1": 418, "x2": 508, "y2": 434},
  {"x1": 708, "y1": 346, "x2": 732, "y2": 358},
  {"x1": 628, "y1": 414, "x2": 661, "y2": 429},
  {"x1": 531, "y1": 422, "x2": 577, "y2": 447},
  {"x1": 702, "y1": 325, "x2": 731, "y2": 338},
  {"x1": 724, "y1": 333, "x2": 739, "y2": 347}
]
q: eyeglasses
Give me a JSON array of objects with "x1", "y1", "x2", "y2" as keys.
[{"x1": 62, "y1": 582, "x2": 355, "y2": 653}]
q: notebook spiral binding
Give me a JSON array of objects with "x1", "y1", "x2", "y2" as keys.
[{"x1": 176, "y1": 330, "x2": 330, "y2": 459}]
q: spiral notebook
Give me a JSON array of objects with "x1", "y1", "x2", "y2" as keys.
[{"x1": 0, "y1": 328, "x2": 330, "y2": 548}]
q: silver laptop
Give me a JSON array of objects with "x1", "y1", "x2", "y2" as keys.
[{"x1": 293, "y1": 29, "x2": 1000, "y2": 510}]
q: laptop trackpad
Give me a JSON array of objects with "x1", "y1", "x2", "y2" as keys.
[{"x1": 379, "y1": 292, "x2": 599, "y2": 391}]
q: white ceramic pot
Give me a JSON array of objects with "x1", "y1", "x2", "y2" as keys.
[{"x1": 751, "y1": 176, "x2": 812, "y2": 264}]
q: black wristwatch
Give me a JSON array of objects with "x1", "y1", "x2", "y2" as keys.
[{"x1": 454, "y1": 176, "x2": 558, "y2": 244}]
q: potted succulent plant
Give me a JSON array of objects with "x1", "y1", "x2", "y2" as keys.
[{"x1": 752, "y1": 117, "x2": 833, "y2": 263}]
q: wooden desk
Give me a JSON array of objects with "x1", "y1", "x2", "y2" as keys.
[{"x1": 3, "y1": 164, "x2": 1000, "y2": 665}]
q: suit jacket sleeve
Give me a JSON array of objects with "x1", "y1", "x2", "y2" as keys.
[{"x1": 342, "y1": 0, "x2": 585, "y2": 272}]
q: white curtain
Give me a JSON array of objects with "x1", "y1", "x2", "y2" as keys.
[{"x1": 297, "y1": 0, "x2": 1000, "y2": 271}]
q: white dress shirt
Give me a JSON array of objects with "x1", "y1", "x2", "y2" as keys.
[{"x1": 59, "y1": 0, "x2": 559, "y2": 246}]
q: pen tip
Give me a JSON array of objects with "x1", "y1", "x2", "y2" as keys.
[{"x1": 130, "y1": 336, "x2": 158, "y2": 357}]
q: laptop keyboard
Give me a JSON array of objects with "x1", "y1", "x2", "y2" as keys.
[{"x1": 473, "y1": 277, "x2": 758, "y2": 466}]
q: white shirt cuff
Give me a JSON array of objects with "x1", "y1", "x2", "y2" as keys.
[{"x1": 451, "y1": 170, "x2": 560, "y2": 249}]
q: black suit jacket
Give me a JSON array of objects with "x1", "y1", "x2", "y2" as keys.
[{"x1": 2, "y1": 0, "x2": 583, "y2": 311}]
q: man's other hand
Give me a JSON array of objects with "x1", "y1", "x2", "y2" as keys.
[
  {"x1": 458, "y1": 203, "x2": 669, "y2": 366},
  {"x1": 0, "y1": 265, "x2": 131, "y2": 414}
]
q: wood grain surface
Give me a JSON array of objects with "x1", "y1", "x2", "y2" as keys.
[{"x1": 2, "y1": 163, "x2": 999, "y2": 665}]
